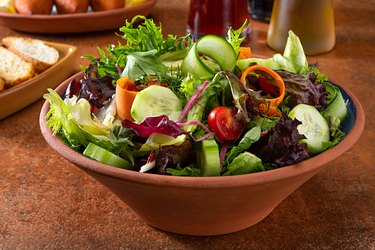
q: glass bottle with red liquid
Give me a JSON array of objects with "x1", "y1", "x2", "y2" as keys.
[{"x1": 187, "y1": 0, "x2": 251, "y2": 41}]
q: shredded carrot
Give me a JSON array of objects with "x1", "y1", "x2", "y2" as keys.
[
  {"x1": 238, "y1": 47, "x2": 252, "y2": 60},
  {"x1": 240, "y1": 65, "x2": 285, "y2": 117},
  {"x1": 116, "y1": 76, "x2": 137, "y2": 121}
]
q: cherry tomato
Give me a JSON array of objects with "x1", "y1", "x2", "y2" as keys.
[{"x1": 207, "y1": 107, "x2": 244, "y2": 141}]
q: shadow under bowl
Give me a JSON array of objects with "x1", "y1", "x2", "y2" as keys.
[{"x1": 39, "y1": 72, "x2": 365, "y2": 236}]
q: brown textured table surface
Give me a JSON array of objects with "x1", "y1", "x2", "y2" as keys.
[{"x1": 0, "y1": 0, "x2": 374, "y2": 249}]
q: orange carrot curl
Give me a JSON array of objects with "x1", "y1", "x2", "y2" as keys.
[
  {"x1": 116, "y1": 76, "x2": 137, "y2": 121},
  {"x1": 240, "y1": 65, "x2": 285, "y2": 117}
]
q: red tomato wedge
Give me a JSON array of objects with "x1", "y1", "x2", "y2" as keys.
[{"x1": 207, "y1": 106, "x2": 244, "y2": 141}]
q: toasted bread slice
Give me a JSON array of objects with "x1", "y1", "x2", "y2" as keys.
[
  {"x1": 0, "y1": 46, "x2": 35, "y2": 88},
  {"x1": 2, "y1": 36, "x2": 59, "y2": 73}
]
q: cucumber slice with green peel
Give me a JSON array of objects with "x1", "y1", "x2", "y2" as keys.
[
  {"x1": 130, "y1": 85, "x2": 182, "y2": 123},
  {"x1": 195, "y1": 139, "x2": 221, "y2": 176},
  {"x1": 181, "y1": 35, "x2": 237, "y2": 78},
  {"x1": 322, "y1": 84, "x2": 348, "y2": 124},
  {"x1": 181, "y1": 43, "x2": 213, "y2": 78},
  {"x1": 288, "y1": 104, "x2": 330, "y2": 155},
  {"x1": 196, "y1": 35, "x2": 237, "y2": 71},
  {"x1": 83, "y1": 143, "x2": 132, "y2": 169}
]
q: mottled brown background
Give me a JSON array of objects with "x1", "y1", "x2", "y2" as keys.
[{"x1": 0, "y1": 0, "x2": 374, "y2": 249}]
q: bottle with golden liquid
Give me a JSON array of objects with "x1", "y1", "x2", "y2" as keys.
[{"x1": 267, "y1": 0, "x2": 335, "y2": 55}]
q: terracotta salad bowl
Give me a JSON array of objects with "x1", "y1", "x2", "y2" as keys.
[{"x1": 39, "y1": 71, "x2": 364, "y2": 236}]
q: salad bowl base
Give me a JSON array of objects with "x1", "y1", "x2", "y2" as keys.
[
  {"x1": 66, "y1": 158, "x2": 320, "y2": 235},
  {"x1": 40, "y1": 72, "x2": 364, "y2": 236}
]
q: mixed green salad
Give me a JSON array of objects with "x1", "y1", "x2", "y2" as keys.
[{"x1": 44, "y1": 16, "x2": 348, "y2": 176}]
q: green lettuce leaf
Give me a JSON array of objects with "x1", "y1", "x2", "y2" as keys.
[
  {"x1": 283, "y1": 31, "x2": 308, "y2": 74},
  {"x1": 227, "y1": 19, "x2": 248, "y2": 56},
  {"x1": 183, "y1": 74, "x2": 227, "y2": 133},
  {"x1": 82, "y1": 15, "x2": 192, "y2": 79},
  {"x1": 166, "y1": 165, "x2": 201, "y2": 176},
  {"x1": 180, "y1": 73, "x2": 203, "y2": 100},
  {"x1": 322, "y1": 81, "x2": 348, "y2": 124},
  {"x1": 252, "y1": 116, "x2": 279, "y2": 131},
  {"x1": 44, "y1": 89, "x2": 88, "y2": 150},
  {"x1": 119, "y1": 15, "x2": 191, "y2": 54},
  {"x1": 237, "y1": 31, "x2": 308, "y2": 74},
  {"x1": 121, "y1": 50, "x2": 166, "y2": 80},
  {"x1": 225, "y1": 126, "x2": 261, "y2": 164},
  {"x1": 139, "y1": 134, "x2": 187, "y2": 152},
  {"x1": 43, "y1": 89, "x2": 134, "y2": 163},
  {"x1": 64, "y1": 96, "x2": 111, "y2": 137},
  {"x1": 223, "y1": 152, "x2": 264, "y2": 176}
]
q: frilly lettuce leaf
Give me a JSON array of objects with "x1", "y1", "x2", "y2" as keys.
[
  {"x1": 43, "y1": 89, "x2": 134, "y2": 163},
  {"x1": 82, "y1": 15, "x2": 192, "y2": 79},
  {"x1": 64, "y1": 96, "x2": 112, "y2": 137},
  {"x1": 180, "y1": 73, "x2": 203, "y2": 100},
  {"x1": 227, "y1": 19, "x2": 248, "y2": 56},
  {"x1": 251, "y1": 114, "x2": 309, "y2": 166},
  {"x1": 44, "y1": 89, "x2": 88, "y2": 150}
]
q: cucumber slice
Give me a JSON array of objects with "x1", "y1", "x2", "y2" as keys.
[
  {"x1": 181, "y1": 43, "x2": 213, "y2": 78},
  {"x1": 322, "y1": 83, "x2": 348, "y2": 124},
  {"x1": 181, "y1": 35, "x2": 237, "y2": 78},
  {"x1": 195, "y1": 139, "x2": 221, "y2": 176},
  {"x1": 288, "y1": 104, "x2": 330, "y2": 155},
  {"x1": 83, "y1": 143, "x2": 132, "y2": 169},
  {"x1": 196, "y1": 35, "x2": 237, "y2": 72},
  {"x1": 130, "y1": 85, "x2": 182, "y2": 123}
]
